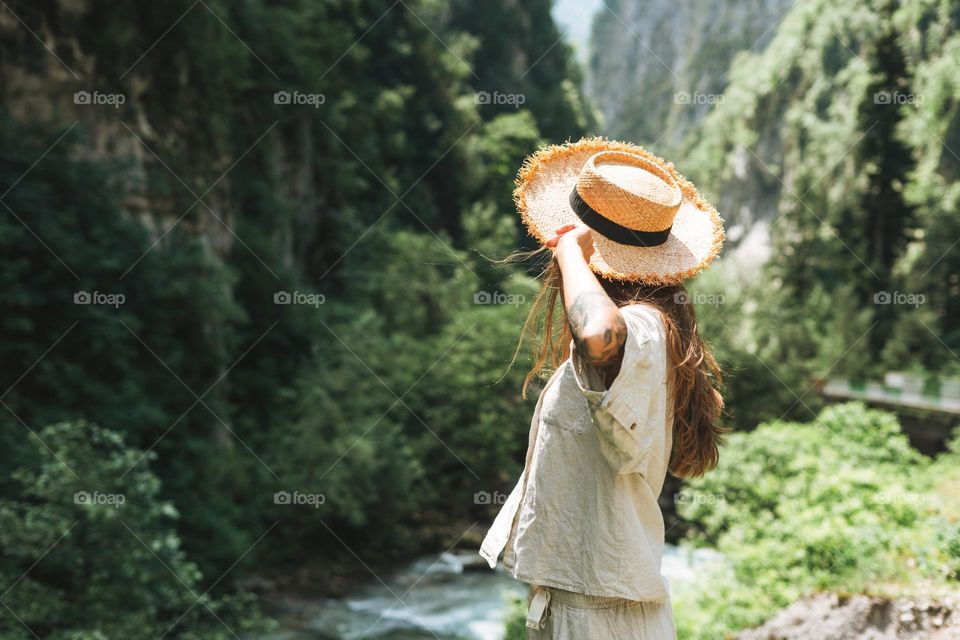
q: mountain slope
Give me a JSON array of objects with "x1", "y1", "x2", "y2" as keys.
[{"x1": 588, "y1": 0, "x2": 794, "y2": 150}]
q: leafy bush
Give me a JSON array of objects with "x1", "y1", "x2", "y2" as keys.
[
  {"x1": 0, "y1": 421, "x2": 269, "y2": 639},
  {"x1": 940, "y1": 522, "x2": 960, "y2": 581},
  {"x1": 0, "y1": 0, "x2": 590, "y2": 587},
  {"x1": 503, "y1": 595, "x2": 527, "y2": 640},
  {"x1": 266, "y1": 227, "x2": 539, "y2": 558},
  {"x1": 674, "y1": 403, "x2": 954, "y2": 639}
]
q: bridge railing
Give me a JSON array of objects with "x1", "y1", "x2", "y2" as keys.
[{"x1": 822, "y1": 372, "x2": 960, "y2": 416}]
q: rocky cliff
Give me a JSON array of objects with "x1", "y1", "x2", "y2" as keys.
[
  {"x1": 585, "y1": 0, "x2": 793, "y2": 257},
  {"x1": 737, "y1": 593, "x2": 960, "y2": 640},
  {"x1": 587, "y1": 0, "x2": 793, "y2": 152}
]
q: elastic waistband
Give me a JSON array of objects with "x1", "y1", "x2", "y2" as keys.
[{"x1": 547, "y1": 587, "x2": 644, "y2": 610}]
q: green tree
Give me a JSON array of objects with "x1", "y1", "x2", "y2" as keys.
[{"x1": 0, "y1": 421, "x2": 267, "y2": 639}]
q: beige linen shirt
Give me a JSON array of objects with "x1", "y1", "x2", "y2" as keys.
[{"x1": 479, "y1": 303, "x2": 673, "y2": 601}]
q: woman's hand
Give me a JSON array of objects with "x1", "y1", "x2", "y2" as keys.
[
  {"x1": 546, "y1": 224, "x2": 627, "y2": 380},
  {"x1": 546, "y1": 224, "x2": 595, "y2": 263}
]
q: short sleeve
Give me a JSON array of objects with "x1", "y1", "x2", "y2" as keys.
[{"x1": 570, "y1": 304, "x2": 663, "y2": 475}]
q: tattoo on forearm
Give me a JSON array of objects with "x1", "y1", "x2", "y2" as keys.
[{"x1": 568, "y1": 291, "x2": 627, "y2": 368}]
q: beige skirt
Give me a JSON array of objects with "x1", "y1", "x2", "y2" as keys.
[{"x1": 525, "y1": 584, "x2": 677, "y2": 640}]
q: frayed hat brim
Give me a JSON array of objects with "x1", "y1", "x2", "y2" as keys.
[{"x1": 515, "y1": 137, "x2": 724, "y2": 284}]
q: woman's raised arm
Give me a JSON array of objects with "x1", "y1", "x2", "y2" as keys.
[{"x1": 547, "y1": 224, "x2": 627, "y2": 372}]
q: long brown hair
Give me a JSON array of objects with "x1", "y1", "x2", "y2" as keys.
[{"x1": 517, "y1": 255, "x2": 727, "y2": 479}]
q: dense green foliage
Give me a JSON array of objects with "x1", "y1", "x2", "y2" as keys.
[
  {"x1": 0, "y1": 0, "x2": 592, "y2": 635},
  {"x1": 0, "y1": 421, "x2": 268, "y2": 639},
  {"x1": 450, "y1": 0, "x2": 597, "y2": 141},
  {"x1": 673, "y1": 403, "x2": 960, "y2": 639},
  {"x1": 684, "y1": 0, "x2": 960, "y2": 427}
]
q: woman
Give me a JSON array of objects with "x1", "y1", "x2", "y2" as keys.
[{"x1": 479, "y1": 138, "x2": 727, "y2": 639}]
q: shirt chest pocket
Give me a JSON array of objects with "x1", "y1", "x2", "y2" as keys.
[{"x1": 539, "y1": 362, "x2": 591, "y2": 435}]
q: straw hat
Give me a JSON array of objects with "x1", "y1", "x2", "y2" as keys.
[{"x1": 515, "y1": 138, "x2": 724, "y2": 284}]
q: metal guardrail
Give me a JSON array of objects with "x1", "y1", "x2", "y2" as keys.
[{"x1": 822, "y1": 372, "x2": 960, "y2": 415}]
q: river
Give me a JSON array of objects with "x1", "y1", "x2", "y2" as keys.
[{"x1": 263, "y1": 545, "x2": 720, "y2": 639}]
